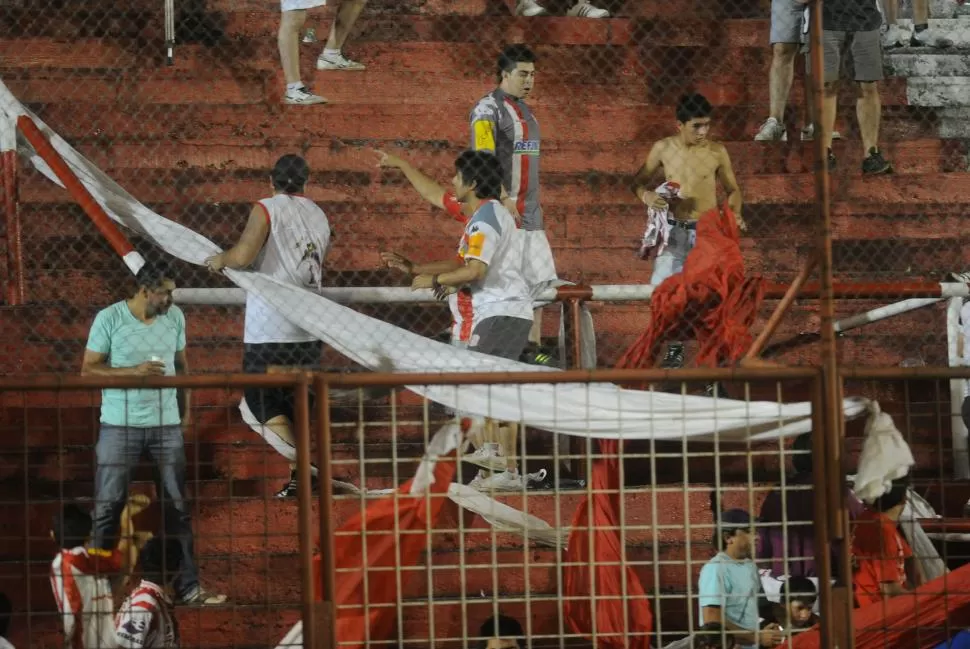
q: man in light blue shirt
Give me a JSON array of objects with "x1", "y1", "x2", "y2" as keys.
[
  {"x1": 81, "y1": 263, "x2": 225, "y2": 606},
  {"x1": 698, "y1": 508, "x2": 784, "y2": 649}
]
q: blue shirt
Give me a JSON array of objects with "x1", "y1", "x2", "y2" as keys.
[
  {"x1": 85, "y1": 301, "x2": 186, "y2": 428},
  {"x1": 698, "y1": 552, "x2": 761, "y2": 641}
]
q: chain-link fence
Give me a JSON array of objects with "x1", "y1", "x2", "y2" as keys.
[{"x1": 3, "y1": 0, "x2": 968, "y2": 379}]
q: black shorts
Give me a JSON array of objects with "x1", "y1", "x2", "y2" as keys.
[{"x1": 243, "y1": 341, "x2": 322, "y2": 424}]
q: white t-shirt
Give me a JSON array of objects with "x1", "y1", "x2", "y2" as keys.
[
  {"x1": 50, "y1": 546, "x2": 122, "y2": 649},
  {"x1": 115, "y1": 581, "x2": 178, "y2": 648},
  {"x1": 961, "y1": 301, "x2": 970, "y2": 397},
  {"x1": 448, "y1": 199, "x2": 533, "y2": 331},
  {"x1": 244, "y1": 194, "x2": 331, "y2": 344}
]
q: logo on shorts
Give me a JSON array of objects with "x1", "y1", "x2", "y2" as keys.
[{"x1": 514, "y1": 140, "x2": 540, "y2": 155}]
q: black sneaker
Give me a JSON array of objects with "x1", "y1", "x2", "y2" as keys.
[
  {"x1": 705, "y1": 381, "x2": 730, "y2": 399},
  {"x1": 862, "y1": 147, "x2": 892, "y2": 175},
  {"x1": 275, "y1": 471, "x2": 319, "y2": 499},
  {"x1": 520, "y1": 344, "x2": 557, "y2": 366},
  {"x1": 661, "y1": 342, "x2": 685, "y2": 369}
]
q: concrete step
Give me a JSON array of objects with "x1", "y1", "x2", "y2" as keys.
[
  {"x1": 38, "y1": 138, "x2": 968, "y2": 179},
  {"x1": 30, "y1": 102, "x2": 937, "y2": 147},
  {"x1": 887, "y1": 51, "x2": 970, "y2": 77},
  {"x1": 907, "y1": 76, "x2": 970, "y2": 107}
]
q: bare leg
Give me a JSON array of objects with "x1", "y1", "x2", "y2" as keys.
[
  {"x1": 529, "y1": 308, "x2": 542, "y2": 346},
  {"x1": 913, "y1": 0, "x2": 929, "y2": 22},
  {"x1": 324, "y1": 0, "x2": 367, "y2": 51},
  {"x1": 857, "y1": 82, "x2": 881, "y2": 154},
  {"x1": 263, "y1": 415, "x2": 319, "y2": 476},
  {"x1": 803, "y1": 62, "x2": 816, "y2": 127},
  {"x1": 821, "y1": 80, "x2": 839, "y2": 152},
  {"x1": 769, "y1": 43, "x2": 800, "y2": 121},
  {"x1": 498, "y1": 423, "x2": 519, "y2": 473},
  {"x1": 278, "y1": 9, "x2": 307, "y2": 86},
  {"x1": 884, "y1": 0, "x2": 898, "y2": 24}
]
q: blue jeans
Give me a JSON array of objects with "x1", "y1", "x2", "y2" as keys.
[
  {"x1": 649, "y1": 223, "x2": 696, "y2": 286},
  {"x1": 933, "y1": 631, "x2": 970, "y2": 649},
  {"x1": 91, "y1": 424, "x2": 199, "y2": 600}
]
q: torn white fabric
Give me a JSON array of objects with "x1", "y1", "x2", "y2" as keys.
[
  {"x1": 447, "y1": 483, "x2": 566, "y2": 549},
  {"x1": 638, "y1": 181, "x2": 680, "y2": 260},
  {"x1": 0, "y1": 80, "x2": 871, "y2": 442},
  {"x1": 409, "y1": 422, "x2": 462, "y2": 495},
  {"x1": 899, "y1": 489, "x2": 948, "y2": 581},
  {"x1": 853, "y1": 402, "x2": 916, "y2": 503}
]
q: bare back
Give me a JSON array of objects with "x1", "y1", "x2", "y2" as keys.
[{"x1": 656, "y1": 136, "x2": 723, "y2": 220}]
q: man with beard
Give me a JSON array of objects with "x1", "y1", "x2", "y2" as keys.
[{"x1": 81, "y1": 262, "x2": 225, "y2": 607}]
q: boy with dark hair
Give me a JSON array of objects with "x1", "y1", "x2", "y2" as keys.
[
  {"x1": 476, "y1": 614, "x2": 525, "y2": 649},
  {"x1": 851, "y1": 477, "x2": 922, "y2": 606},
  {"x1": 115, "y1": 537, "x2": 183, "y2": 648},
  {"x1": 206, "y1": 153, "x2": 331, "y2": 499},
  {"x1": 774, "y1": 577, "x2": 817, "y2": 630},
  {"x1": 379, "y1": 149, "x2": 537, "y2": 492},
  {"x1": 632, "y1": 92, "x2": 745, "y2": 371},
  {"x1": 50, "y1": 497, "x2": 152, "y2": 649}
]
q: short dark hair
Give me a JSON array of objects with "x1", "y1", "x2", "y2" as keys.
[
  {"x1": 676, "y1": 93, "x2": 713, "y2": 124},
  {"x1": 135, "y1": 260, "x2": 174, "y2": 292},
  {"x1": 139, "y1": 537, "x2": 183, "y2": 587},
  {"x1": 0, "y1": 591, "x2": 11, "y2": 638},
  {"x1": 497, "y1": 44, "x2": 536, "y2": 82},
  {"x1": 784, "y1": 576, "x2": 817, "y2": 607},
  {"x1": 454, "y1": 150, "x2": 504, "y2": 200},
  {"x1": 271, "y1": 154, "x2": 310, "y2": 194},
  {"x1": 792, "y1": 433, "x2": 813, "y2": 474},
  {"x1": 477, "y1": 615, "x2": 524, "y2": 649},
  {"x1": 871, "y1": 476, "x2": 909, "y2": 512},
  {"x1": 52, "y1": 504, "x2": 92, "y2": 549}
]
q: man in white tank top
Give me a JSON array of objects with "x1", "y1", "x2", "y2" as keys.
[{"x1": 206, "y1": 155, "x2": 331, "y2": 498}]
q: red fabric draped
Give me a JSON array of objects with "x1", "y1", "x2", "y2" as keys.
[
  {"x1": 564, "y1": 206, "x2": 764, "y2": 648},
  {"x1": 314, "y1": 455, "x2": 457, "y2": 649},
  {"x1": 617, "y1": 204, "x2": 764, "y2": 370},
  {"x1": 791, "y1": 562, "x2": 970, "y2": 649},
  {"x1": 563, "y1": 436, "x2": 653, "y2": 649}
]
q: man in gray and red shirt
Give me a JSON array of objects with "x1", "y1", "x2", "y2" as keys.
[{"x1": 468, "y1": 44, "x2": 557, "y2": 365}]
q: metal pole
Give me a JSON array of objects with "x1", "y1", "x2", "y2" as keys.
[
  {"x1": 1, "y1": 114, "x2": 23, "y2": 305},
  {"x1": 743, "y1": 255, "x2": 818, "y2": 360},
  {"x1": 315, "y1": 375, "x2": 337, "y2": 649},
  {"x1": 294, "y1": 376, "x2": 317, "y2": 649},
  {"x1": 809, "y1": 0, "x2": 854, "y2": 643}
]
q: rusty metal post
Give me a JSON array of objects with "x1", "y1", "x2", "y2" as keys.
[
  {"x1": 808, "y1": 0, "x2": 854, "y2": 643},
  {"x1": 2, "y1": 148, "x2": 24, "y2": 305},
  {"x1": 810, "y1": 373, "x2": 835, "y2": 642},
  {"x1": 294, "y1": 375, "x2": 318, "y2": 649},
  {"x1": 567, "y1": 297, "x2": 587, "y2": 479},
  {"x1": 315, "y1": 375, "x2": 337, "y2": 649},
  {"x1": 743, "y1": 254, "x2": 817, "y2": 361}
]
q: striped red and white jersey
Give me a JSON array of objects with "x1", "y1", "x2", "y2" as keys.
[
  {"x1": 114, "y1": 580, "x2": 179, "y2": 648},
  {"x1": 50, "y1": 546, "x2": 123, "y2": 649},
  {"x1": 468, "y1": 88, "x2": 543, "y2": 231}
]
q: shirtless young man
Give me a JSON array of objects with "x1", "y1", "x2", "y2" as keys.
[{"x1": 632, "y1": 92, "x2": 745, "y2": 369}]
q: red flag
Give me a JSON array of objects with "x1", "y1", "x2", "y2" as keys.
[{"x1": 315, "y1": 455, "x2": 457, "y2": 649}]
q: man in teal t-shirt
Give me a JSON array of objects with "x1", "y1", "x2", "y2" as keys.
[
  {"x1": 81, "y1": 263, "x2": 225, "y2": 606},
  {"x1": 698, "y1": 508, "x2": 784, "y2": 649}
]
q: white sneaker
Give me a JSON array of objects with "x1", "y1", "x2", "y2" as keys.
[
  {"x1": 567, "y1": 2, "x2": 610, "y2": 17},
  {"x1": 800, "y1": 124, "x2": 842, "y2": 141},
  {"x1": 754, "y1": 117, "x2": 787, "y2": 142},
  {"x1": 523, "y1": 468, "x2": 548, "y2": 487},
  {"x1": 284, "y1": 86, "x2": 327, "y2": 105},
  {"x1": 469, "y1": 469, "x2": 524, "y2": 492},
  {"x1": 316, "y1": 52, "x2": 366, "y2": 71},
  {"x1": 463, "y1": 442, "x2": 507, "y2": 472},
  {"x1": 910, "y1": 28, "x2": 953, "y2": 48},
  {"x1": 882, "y1": 24, "x2": 905, "y2": 48},
  {"x1": 516, "y1": 0, "x2": 548, "y2": 16}
]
